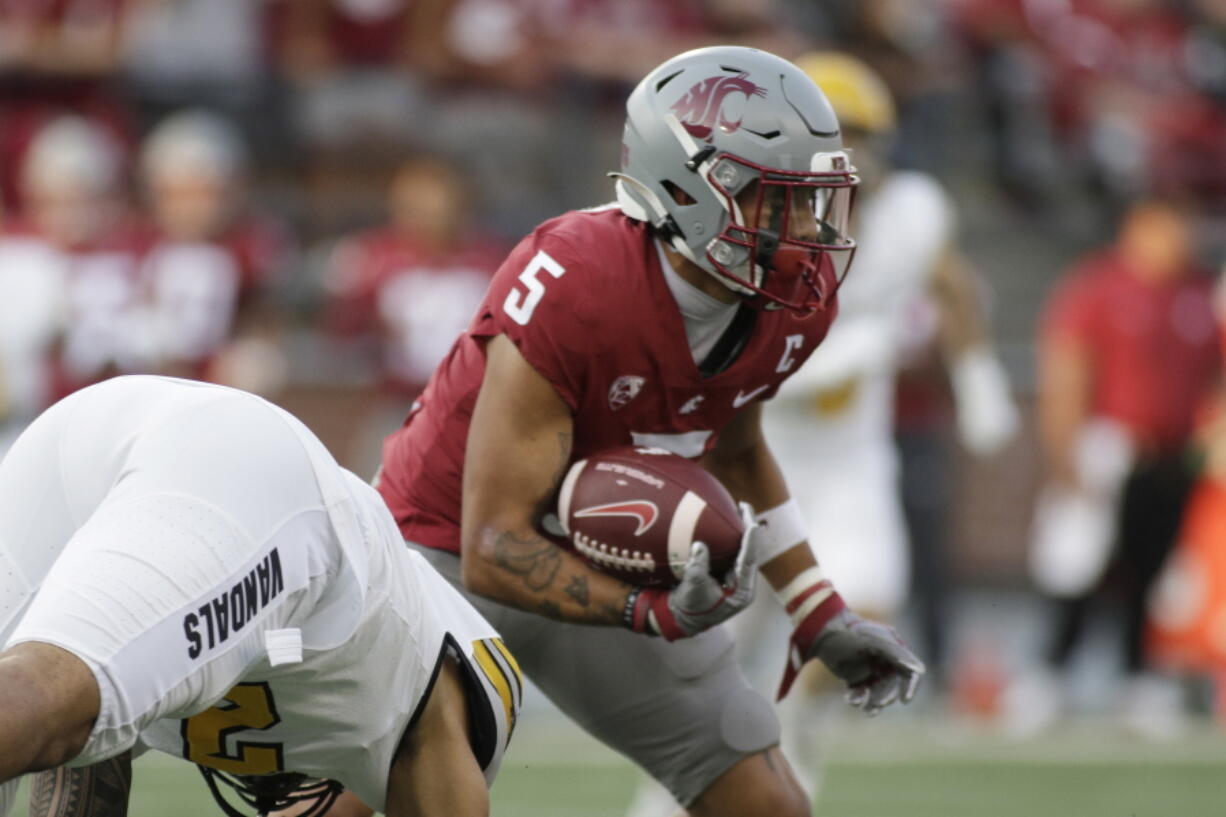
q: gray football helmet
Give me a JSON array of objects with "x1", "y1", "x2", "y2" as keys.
[{"x1": 614, "y1": 46, "x2": 858, "y2": 312}]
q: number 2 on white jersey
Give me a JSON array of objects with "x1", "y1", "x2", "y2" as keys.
[
  {"x1": 503, "y1": 250, "x2": 566, "y2": 326},
  {"x1": 182, "y1": 682, "x2": 283, "y2": 774}
]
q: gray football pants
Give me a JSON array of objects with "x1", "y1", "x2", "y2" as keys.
[{"x1": 409, "y1": 542, "x2": 780, "y2": 807}]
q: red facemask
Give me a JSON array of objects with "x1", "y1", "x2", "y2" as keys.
[{"x1": 703, "y1": 153, "x2": 858, "y2": 313}]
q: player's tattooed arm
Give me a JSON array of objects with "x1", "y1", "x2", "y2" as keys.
[
  {"x1": 487, "y1": 430, "x2": 573, "y2": 590},
  {"x1": 29, "y1": 752, "x2": 132, "y2": 817},
  {"x1": 538, "y1": 600, "x2": 564, "y2": 619},
  {"x1": 564, "y1": 575, "x2": 590, "y2": 607},
  {"x1": 480, "y1": 523, "x2": 628, "y2": 624},
  {"x1": 462, "y1": 335, "x2": 638, "y2": 625},
  {"x1": 492, "y1": 529, "x2": 561, "y2": 590}
]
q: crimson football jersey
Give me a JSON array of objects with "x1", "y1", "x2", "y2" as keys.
[{"x1": 378, "y1": 206, "x2": 837, "y2": 552}]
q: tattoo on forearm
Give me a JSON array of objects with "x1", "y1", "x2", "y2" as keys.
[
  {"x1": 538, "y1": 600, "x2": 563, "y2": 619},
  {"x1": 492, "y1": 529, "x2": 562, "y2": 591},
  {"x1": 29, "y1": 753, "x2": 132, "y2": 817},
  {"x1": 564, "y1": 575, "x2": 590, "y2": 607}
]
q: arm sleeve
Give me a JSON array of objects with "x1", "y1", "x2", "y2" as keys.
[{"x1": 469, "y1": 231, "x2": 594, "y2": 411}]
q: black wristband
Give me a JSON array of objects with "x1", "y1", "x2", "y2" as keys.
[{"x1": 622, "y1": 587, "x2": 642, "y2": 630}]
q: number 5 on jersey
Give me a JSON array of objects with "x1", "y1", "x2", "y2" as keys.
[{"x1": 503, "y1": 250, "x2": 565, "y2": 326}]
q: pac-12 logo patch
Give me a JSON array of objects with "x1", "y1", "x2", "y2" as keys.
[
  {"x1": 671, "y1": 73, "x2": 767, "y2": 142},
  {"x1": 574, "y1": 501, "x2": 660, "y2": 536},
  {"x1": 608, "y1": 375, "x2": 645, "y2": 410}
]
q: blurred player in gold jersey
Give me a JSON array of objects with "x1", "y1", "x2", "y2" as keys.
[{"x1": 762, "y1": 51, "x2": 1017, "y2": 792}]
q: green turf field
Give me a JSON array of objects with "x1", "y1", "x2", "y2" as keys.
[{"x1": 12, "y1": 716, "x2": 1225, "y2": 816}]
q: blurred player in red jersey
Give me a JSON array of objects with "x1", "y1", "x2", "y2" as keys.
[
  {"x1": 325, "y1": 155, "x2": 501, "y2": 398},
  {"x1": 137, "y1": 110, "x2": 292, "y2": 395},
  {"x1": 0, "y1": 123, "x2": 82, "y2": 444},
  {"x1": 1008, "y1": 198, "x2": 1220, "y2": 738},
  {"x1": 323, "y1": 155, "x2": 502, "y2": 474},
  {"x1": 0, "y1": 116, "x2": 147, "y2": 408},
  {"x1": 364, "y1": 46, "x2": 924, "y2": 817}
]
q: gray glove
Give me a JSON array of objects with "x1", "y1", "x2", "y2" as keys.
[
  {"x1": 629, "y1": 503, "x2": 759, "y2": 640},
  {"x1": 808, "y1": 610, "x2": 925, "y2": 715}
]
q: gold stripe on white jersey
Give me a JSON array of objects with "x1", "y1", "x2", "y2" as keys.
[{"x1": 473, "y1": 639, "x2": 517, "y2": 735}]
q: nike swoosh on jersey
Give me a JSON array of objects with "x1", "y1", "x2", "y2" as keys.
[{"x1": 732, "y1": 384, "x2": 770, "y2": 408}]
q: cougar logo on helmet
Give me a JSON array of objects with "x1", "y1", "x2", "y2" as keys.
[{"x1": 671, "y1": 74, "x2": 766, "y2": 142}]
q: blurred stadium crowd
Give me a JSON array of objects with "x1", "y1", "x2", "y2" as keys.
[{"x1": 4, "y1": 0, "x2": 1226, "y2": 742}]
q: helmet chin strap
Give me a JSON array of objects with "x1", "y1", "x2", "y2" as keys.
[
  {"x1": 610, "y1": 172, "x2": 699, "y2": 263},
  {"x1": 612, "y1": 171, "x2": 752, "y2": 296},
  {"x1": 660, "y1": 115, "x2": 764, "y2": 295},
  {"x1": 614, "y1": 114, "x2": 766, "y2": 299}
]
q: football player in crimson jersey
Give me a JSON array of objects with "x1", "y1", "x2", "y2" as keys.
[{"x1": 374, "y1": 46, "x2": 924, "y2": 817}]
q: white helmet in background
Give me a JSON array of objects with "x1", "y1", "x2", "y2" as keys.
[
  {"x1": 21, "y1": 116, "x2": 121, "y2": 197},
  {"x1": 614, "y1": 46, "x2": 858, "y2": 313},
  {"x1": 141, "y1": 110, "x2": 247, "y2": 186}
]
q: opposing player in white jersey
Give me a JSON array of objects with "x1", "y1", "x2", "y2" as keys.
[
  {"x1": 754, "y1": 52, "x2": 1018, "y2": 792},
  {"x1": 765, "y1": 53, "x2": 1016, "y2": 622},
  {"x1": 0, "y1": 376, "x2": 521, "y2": 817}
]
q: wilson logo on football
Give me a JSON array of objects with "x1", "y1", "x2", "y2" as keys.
[
  {"x1": 573, "y1": 501, "x2": 659, "y2": 536},
  {"x1": 670, "y1": 73, "x2": 766, "y2": 142}
]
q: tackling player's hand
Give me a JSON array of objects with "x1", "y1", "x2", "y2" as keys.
[
  {"x1": 778, "y1": 587, "x2": 924, "y2": 713},
  {"x1": 627, "y1": 502, "x2": 759, "y2": 640}
]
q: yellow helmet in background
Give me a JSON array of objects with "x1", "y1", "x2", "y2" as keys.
[{"x1": 795, "y1": 52, "x2": 897, "y2": 136}]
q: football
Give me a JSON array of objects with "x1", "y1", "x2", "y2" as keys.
[{"x1": 556, "y1": 446, "x2": 744, "y2": 588}]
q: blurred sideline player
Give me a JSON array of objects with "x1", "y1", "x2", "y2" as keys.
[
  {"x1": 323, "y1": 155, "x2": 502, "y2": 474},
  {"x1": 324, "y1": 155, "x2": 501, "y2": 400},
  {"x1": 137, "y1": 111, "x2": 293, "y2": 396},
  {"x1": 0, "y1": 117, "x2": 142, "y2": 451},
  {"x1": 768, "y1": 50, "x2": 1016, "y2": 792},
  {"x1": 1148, "y1": 282, "x2": 1226, "y2": 715},
  {"x1": 764, "y1": 50, "x2": 1017, "y2": 638},
  {"x1": 1016, "y1": 199, "x2": 1218, "y2": 739},
  {"x1": 372, "y1": 46, "x2": 924, "y2": 817},
  {"x1": 0, "y1": 376, "x2": 521, "y2": 817}
]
